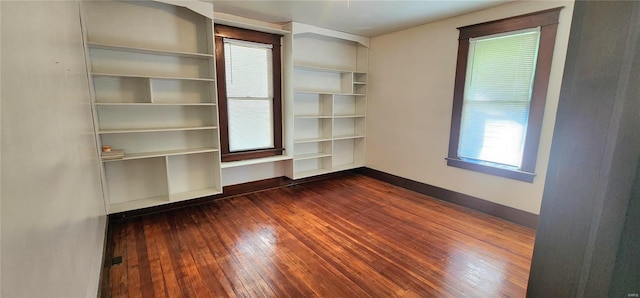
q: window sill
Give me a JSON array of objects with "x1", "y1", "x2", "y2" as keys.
[
  {"x1": 221, "y1": 155, "x2": 292, "y2": 169},
  {"x1": 445, "y1": 158, "x2": 536, "y2": 183}
]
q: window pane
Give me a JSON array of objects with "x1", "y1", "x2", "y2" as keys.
[
  {"x1": 224, "y1": 41, "x2": 273, "y2": 98},
  {"x1": 459, "y1": 29, "x2": 540, "y2": 167},
  {"x1": 459, "y1": 101, "x2": 529, "y2": 167},
  {"x1": 228, "y1": 98, "x2": 274, "y2": 152}
]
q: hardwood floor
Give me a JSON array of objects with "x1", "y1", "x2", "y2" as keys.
[{"x1": 104, "y1": 174, "x2": 535, "y2": 297}]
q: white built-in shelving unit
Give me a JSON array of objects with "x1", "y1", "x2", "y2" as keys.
[
  {"x1": 82, "y1": 0, "x2": 221, "y2": 213},
  {"x1": 284, "y1": 23, "x2": 370, "y2": 179}
]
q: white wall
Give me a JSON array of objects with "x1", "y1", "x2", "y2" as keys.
[
  {"x1": 1, "y1": 1, "x2": 106, "y2": 296},
  {"x1": 366, "y1": 0, "x2": 574, "y2": 214}
]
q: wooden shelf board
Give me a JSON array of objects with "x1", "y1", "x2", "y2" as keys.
[
  {"x1": 293, "y1": 153, "x2": 332, "y2": 161},
  {"x1": 98, "y1": 126, "x2": 218, "y2": 134},
  {"x1": 294, "y1": 114, "x2": 333, "y2": 119},
  {"x1": 95, "y1": 102, "x2": 216, "y2": 106},
  {"x1": 169, "y1": 187, "x2": 221, "y2": 202},
  {"x1": 294, "y1": 137, "x2": 333, "y2": 144},
  {"x1": 333, "y1": 134, "x2": 365, "y2": 141},
  {"x1": 91, "y1": 72, "x2": 215, "y2": 82},
  {"x1": 87, "y1": 42, "x2": 213, "y2": 58},
  {"x1": 353, "y1": 82, "x2": 367, "y2": 85},
  {"x1": 102, "y1": 147, "x2": 219, "y2": 162},
  {"x1": 294, "y1": 90, "x2": 363, "y2": 96},
  {"x1": 333, "y1": 114, "x2": 366, "y2": 118},
  {"x1": 221, "y1": 155, "x2": 293, "y2": 169},
  {"x1": 293, "y1": 64, "x2": 355, "y2": 73}
]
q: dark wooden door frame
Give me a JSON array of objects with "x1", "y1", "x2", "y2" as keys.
[{"x1": 527, "y1": 0, "x2": 640, "y2": 296}]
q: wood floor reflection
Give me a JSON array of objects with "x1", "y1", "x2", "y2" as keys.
[{"x1": 104, "y1": 174, "x2": 535, "y2": 297}]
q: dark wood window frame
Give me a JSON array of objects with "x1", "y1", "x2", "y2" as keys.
[
  {"x1": 446, "y1": 7, "x2": 562, "y2": 183},
  {"x1": 214, "y1": 24, "x2": 283, "y2": 162}
]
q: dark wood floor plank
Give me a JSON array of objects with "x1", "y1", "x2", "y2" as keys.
[
  {"x1": 109, "y1": 222, "x2": 128, "y2": 297},
  {"x1": 309, "y1": 177, "x2": 532, "y2": 296},
  {"x1": 105, "y1": 174, "x2": 535, "y2": 297},
  {"x1": 291, "y1": 183, "x2": 465, "y2": 296},
  {"x1": 248, "y1": 190, "x2": 374, "y2": 297},
  {"x1": 250, "y1": 189, "x2": 408, "y2": 297},
  {"x1": 148, "y1": 214, "x2": 187, "y2": 297},
  {"x1": 225, "y1": 196, "x2": 316, "y2": 297}
]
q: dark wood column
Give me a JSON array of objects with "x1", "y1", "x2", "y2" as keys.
[{"x1": 527, "y1": 0, "x2": 640, "y2": 297}]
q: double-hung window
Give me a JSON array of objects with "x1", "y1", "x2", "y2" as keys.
[
  {"x1": 215, "y1": 25, "x2": 283, "y2": 162},
  {"x1": 447, "y1": 8, "x2": 561, "y2": 182}
]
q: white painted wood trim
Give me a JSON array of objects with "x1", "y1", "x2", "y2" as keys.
[
  {"x1": 220, "y1": 155, "x2": 293, "y2": 169},
  {"x1": 214, "y1": 12, "x2": 290, "y2": 34},
  {"x1": 155, "y1": 0, "x2": 213, "y2": 19},
  {"x1": 289, "y1": 22, "x2": 370, "y2": 48}
]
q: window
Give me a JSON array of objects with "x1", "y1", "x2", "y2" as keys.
[
  {"x1": 447, "y1": 8, "x2": 562, "y2": 182},
  {"x1": 215, "y1": 25, "x2": 283, "y2": 162}
]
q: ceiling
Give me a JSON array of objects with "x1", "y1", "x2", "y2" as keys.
[{"x1": 211, "y1": 0, "x2": 518, "y2": 37}]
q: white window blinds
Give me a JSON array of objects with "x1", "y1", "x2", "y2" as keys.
[
  {"x1": 223, "y1": 38, "x2": 274, "y2": 152},
  {"x1": 458, "y1": 28, "x2": 540, "y2": 168}
]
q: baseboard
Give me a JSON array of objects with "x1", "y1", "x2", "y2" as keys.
[
  {"x1": 97, "y1": 215, "x2": 110, "y2": 298},
  {"x1": 107, "y1": 166, "x2": 539, "y2": 229},
  {"x1": 356, "y1": 167, "x2": 539, "y2": 229},
  {"x1": 108, "y1": 169, "x2": 356, "y2": 221}
]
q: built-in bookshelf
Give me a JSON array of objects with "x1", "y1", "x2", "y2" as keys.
[
  {"x1": 81, "y1": 0, "x2": 221, "y2": 213},
  {"x1": 284, "y1": 23, "x2": 369, "y2": 179}
]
